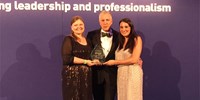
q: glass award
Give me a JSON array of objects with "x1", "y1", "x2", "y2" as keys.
[{"x1": 90, "y1": 44, "x2": 105, "y2": 63}]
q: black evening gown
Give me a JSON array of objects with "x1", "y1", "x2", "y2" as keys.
[{"x1": 61, "y1": 36, "x2": 92, "y2": 100}]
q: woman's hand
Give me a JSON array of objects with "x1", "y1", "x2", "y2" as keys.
[
  {"x1": 138, "y1": 58, "x2": 143, "y2": 68},
  {"x1": 86, "y1": 60, "x2": 94, "y2": 66},
  {"x1": 92, "y1": 59, "x2": 101, "y2": 65},
  {"x1": 103, "y1": 60, "x2": 116, "y2": 66},
  {"x1": 86, "y1": 59, "x2": 101, "y2": 66}
]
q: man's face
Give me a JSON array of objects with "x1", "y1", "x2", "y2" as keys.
[{"x1": 99, "y1": 13, "x2": 113, "y2": 32}]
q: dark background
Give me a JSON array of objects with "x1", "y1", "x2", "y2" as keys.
[{"x1": 0, "y1": 0, "x2": 199, "y2": 100}]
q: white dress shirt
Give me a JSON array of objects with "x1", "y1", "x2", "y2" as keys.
[{"x1": 100, "y1": 29, "x2": 113, "y2": 57}]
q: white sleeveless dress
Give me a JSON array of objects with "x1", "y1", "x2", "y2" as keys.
[{"x1": 115, "y1": 49, "x2": 143, "y2": 100}]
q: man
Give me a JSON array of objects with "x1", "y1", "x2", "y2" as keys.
[{"x1": 87, "y1": 10, "x2": 119, "y2": 100}]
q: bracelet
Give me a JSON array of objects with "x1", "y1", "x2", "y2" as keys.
[{"x1": 83, "y1": 60, "x2": 87, "y2": 64}]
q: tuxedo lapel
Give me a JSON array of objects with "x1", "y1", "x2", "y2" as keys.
[
  {"x1": 105, "y1": 29, "x2": 119, "y2": 60},
  {"x1": 89, "y1": 29, "x2": 101, "y2": 47},
  {"x1": 89, "y1": 28, "x2": 118, "y2": 61},
  {"x1": 96, "y1": 29, "x2": 101, "y2": 45}
]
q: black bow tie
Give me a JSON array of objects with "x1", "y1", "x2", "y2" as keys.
[{"x1": 101, "y1": 32, "x2": 111, "y2": 37}]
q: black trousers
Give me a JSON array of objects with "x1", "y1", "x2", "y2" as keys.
[{"x1": 92, "y1": 69, "x2": 117, "y2": 100}]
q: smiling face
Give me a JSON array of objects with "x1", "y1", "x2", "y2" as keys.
[
  {"x1": 71, "y1": 19, "x2": 85, "y2": 35},
  {"x1": 119, "y1": 21, "x2": 131, "y2": 37},
  {"x1": 99, "y1": 12, "x2": 113, "y2": 32}
]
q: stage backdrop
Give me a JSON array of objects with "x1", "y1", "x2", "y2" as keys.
[{"x1": 0, "y1": 0, "x2": 199, "y2": 100}]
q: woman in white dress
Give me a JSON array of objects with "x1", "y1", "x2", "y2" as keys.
[{"x1": 104, "y1": 18, "x2": 143, "y2": 100}]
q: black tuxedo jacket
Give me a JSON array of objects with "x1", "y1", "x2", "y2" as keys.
[{"x1": 87, "y1": 28, "x2": 119, "y2": 72}]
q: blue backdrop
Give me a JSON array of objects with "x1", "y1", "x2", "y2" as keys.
[{"x1": 0, "y1": 0, "x2": 199, "y2": 100}]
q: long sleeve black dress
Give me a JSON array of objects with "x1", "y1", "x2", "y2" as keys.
[{"x1": 61, "y1": 36, "x2": 92, "y2": 100}]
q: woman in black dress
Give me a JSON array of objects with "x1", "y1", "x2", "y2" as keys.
[{"x1": 61, "y1": 16, "x2": 96, "y2": 100}]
